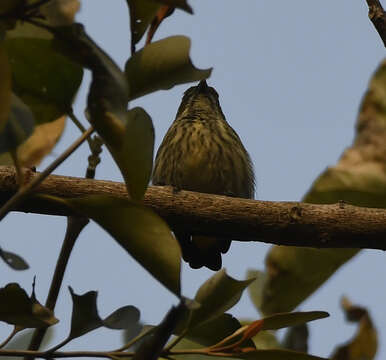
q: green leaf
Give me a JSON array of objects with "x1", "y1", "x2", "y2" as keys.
[
  {"x1": 104, "y1": 305, "x2": 141, "y2": 330},
  {"x1": 53, "y1": 24, "x2": 128, "y2": 121},
  {"x1": 126, "y1": 0, "x2": 161, "y2": 45},
  {"x1": 0, "y1": 283, "x2": 58, "y2": 328},
  {"x1": 0, "y1": 43, "x2": 11, "y2": 131},
  {"x1": 0, "y1": 247, "x2": 29, "y2": 270},
  {"x1": 331, "y1": 297, "x2": 377, "y2": 360},
  {"x1": 125, "y1": 36, "x2": 212, "y2": 100},
  {"x1": 186, "y1": 313, "x2": 255, "y2": 349},
  {"x1": 126, "y1": 0, "x2": 193, "y2": 48},
  {"x1": 191, "y1": 269, "x2": 254, "y2": 326},
  {"x1": 52, "y1": 195, "x2": 181, "y2": 295},
  {"x1": 134, "y1": 302, "x2": 187, "y2": 360},
  {"x1": 260, "y1": 311, "x2": 329, "y2": 331},
  {"x1": 257, "y1": 59, "x2": 386, "y2": 316},
  {"x1": 53, "y1": 25, "x2": 155, "y2": 200},
  {"x1": 111, "y1": 107, "x2": 154, "y2": 201},
  {"x1": 0, "y1": 94, "x2": 34, "y2": 154},
  {"x1": 4, "y1": 37, "x2": 83, "y2": 124}
]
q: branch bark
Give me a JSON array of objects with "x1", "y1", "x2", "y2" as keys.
[
  {"x1": 0, "y1": 165, "x2": 386, "y2": 250},
  {"x1": 366, "y1": 0, "x2": 386, "y2": 46}
]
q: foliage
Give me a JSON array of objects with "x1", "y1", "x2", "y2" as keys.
[{"x1": 0, "y1": 1, "x2": 382, "y2": 360}]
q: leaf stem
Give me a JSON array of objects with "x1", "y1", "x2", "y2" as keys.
[{"x1": 114, "y1": 326, "x2": 156, "y2": 352}]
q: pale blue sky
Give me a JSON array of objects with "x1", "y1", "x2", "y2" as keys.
[{"x1": 1, "y1": 1, "x2": 385, "y2": 359}]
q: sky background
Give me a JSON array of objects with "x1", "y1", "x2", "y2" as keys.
[{"x1": 1, "y1": 1, "x2": 386, "y2": 359}]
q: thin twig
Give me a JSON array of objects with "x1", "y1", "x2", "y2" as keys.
[
  {"x1": 27, "y1": 217, "x2": 89, "y2": 353},
  {"x1": 0, "y1": 127, "x2": 94, "y2": 222},
  {"x1": 9, "y1": 149, "x2": 24, "y2": 186},
  {"x1": 0, "y1": 327, "x2": 19, "y2": 349},
  {"x1": 45, "y1": 337, "x2": 72, "y2": 354},
  {"x1": 365, "y1": 0, "x2": 386, "y2": 46}
]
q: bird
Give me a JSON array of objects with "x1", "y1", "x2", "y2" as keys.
[{"x1": 152, "y1": 80, "x2": 255, "y2": 270}]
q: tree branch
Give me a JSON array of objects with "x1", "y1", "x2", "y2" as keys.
[
  {"x1": 365, "y1": 0, "x2": 386, "y2": 46},
  {"x1": 0, "y1": 165, "x2": 386, "y2": 250}
]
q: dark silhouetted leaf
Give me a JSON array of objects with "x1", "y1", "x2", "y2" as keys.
[
  {"x1": 134, "y1": 302, "x2": 187, "y2": 360},
  {"x1": 0, "y1": 283, "x2": 58, "y2": 328},
  {"x1": 68, "y1": 287, "x2": 102, "y2": 339},
  {"x1": 53, "y1": 24, "x2": 128, "y2": 122},
  {"x1": 0, "y1": 248, "x2": 29, "y2": 270},
  {"x1": 0, "y1": 94, "x2": 34, "y2": 154},
  {"x1": 104, "y1": 305, "x2": 140, "y2": 330},
  {"x1": 68, "y1": 287, "x2": 141, "y2": 339},
  {"x1": 331, "y1": 297, "x2": 377, "y2": 360},
  {"x1": 47, "y1": 195, "x2": 181, "y2": 295},
  {"x1": 0, "y1": 43, "x2": 11, "y2": 131},
  {"x1": 0, "y1": 0, "x2": 23, "y2": 15},
  {"x1": 125, "y1": 36, "x2": 212, "y2": 100},
  {"x1": 4, "y1": 37, "x2": 83, "y2": 124}
]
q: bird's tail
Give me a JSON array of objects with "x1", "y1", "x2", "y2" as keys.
[{"x1": 174, "y1": 231, "x2": 231, "y2": 271}]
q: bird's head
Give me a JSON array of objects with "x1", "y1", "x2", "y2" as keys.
[{"x1": 176, "y1": 80, "x2": 225, "y2": 120}]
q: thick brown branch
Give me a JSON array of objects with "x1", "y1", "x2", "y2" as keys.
[
  {"x1": 366, "y1": 0, "x2": 386, "y2": 46},
  {"x1": 0, "y1": 166, "x2": 386, "y2": 249}
]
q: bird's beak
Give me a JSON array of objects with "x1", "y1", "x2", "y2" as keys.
[{"x1": 197, "y1": 79, "x2": 209, "y2": 92}]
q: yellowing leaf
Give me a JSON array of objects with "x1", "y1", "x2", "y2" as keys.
[
  {"x1": 41, "y1": 0, "x2": 80, "y2": 26},
  {"x1": 331, "y1": 297, "x2": 377, "y2": 360},
  {"x1": 0, "y1": 116, "x2": 66, "y2": 167},
  {"x1": 0, "y1": 94, "x2": 34, "y2": 154},
  {"x1": 125, "y1": 36, "x2": 212, "y2": 100}
]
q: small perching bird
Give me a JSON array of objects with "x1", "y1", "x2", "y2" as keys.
[{"x1": 153, "y1": 80, "x2": 255, "y2": 270}]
